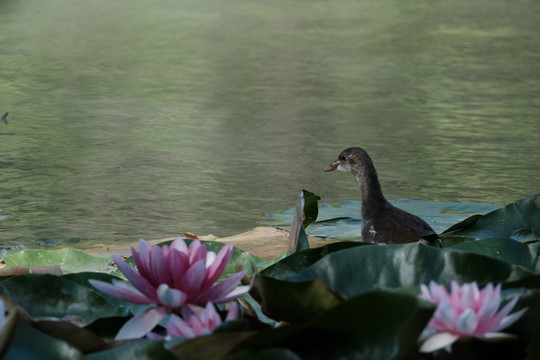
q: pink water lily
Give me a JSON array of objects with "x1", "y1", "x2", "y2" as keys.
[
  {"x1": 419, "y1": 280, "x2": 526, "y2": 353},
  {"x1": 148, "y1": 302, "x2": 239, "y2": 340},
  {"x1": 89, "y1": 238, "x2": 250, "y2": 340}
]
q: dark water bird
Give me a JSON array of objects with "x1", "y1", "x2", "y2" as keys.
[
  {"x1": 1, "y1": 113, "x2": 7, "y2": 125},
  {"x1": 325, "y1": 147, "x2": 441, "y2": 247}
]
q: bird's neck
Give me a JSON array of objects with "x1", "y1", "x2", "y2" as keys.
[{"x1": 355, "y1": 163, "x2": 388, "y2": 219}]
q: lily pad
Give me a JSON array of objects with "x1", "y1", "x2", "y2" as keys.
[
  {"x1": 4, "y1": 321, "x2": 85, "y2": 360},
  {"x1": 231, "y1": 289, "x2": 433, "y2": 360},
  {"x1": 261, "y1": 241, "x2": 369, "y2": 279},
  {"x1": 288, "y1": 243, "x2": 533, "y2": 298},
  {"x1": 3, "y1": 248, "x2": 114, "y2": 274},
  {"x1": 441, "y1": 194, "x2": 540, "y2": 243},
  {"x1": 263, "y1": 199, "x2": 501, "y2": 240},
  {"x1": 252, "y1": 275, "x2": 346, "y2": 323},
  {"x1": 86, "y1": 339, "x2": 174, "y2": 360},
  {"x1": 0, "y1": 274, "x2": 123, "y2": 325},
  {"x1": 449, "y1": 237, "x2": 540, "y2": 273}
]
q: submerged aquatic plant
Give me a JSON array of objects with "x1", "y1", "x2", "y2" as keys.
[
  {"x1": 419, "y1": 280, "x2": 526, "y2": 353},
  {"x1": 89, "y1": 238, "x2": 250, "y2": 339},
  {"x1": 148, "y1": 302, "x2": 239, "y2": 340}
]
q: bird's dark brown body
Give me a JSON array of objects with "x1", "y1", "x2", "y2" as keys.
[{"x1": 325, "y1": 147, "x2": 441, "y2": 247}]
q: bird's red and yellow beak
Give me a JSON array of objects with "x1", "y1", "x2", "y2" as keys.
[{"x1": 324, "y1": 160, "x2": 340, "y2": 172}]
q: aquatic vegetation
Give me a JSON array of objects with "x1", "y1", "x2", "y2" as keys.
[
  {"x1": 148, "y1": 302, "x2": 239, "y2": 340},
  {"x1": 419, "y1": 281, "x2": 526, "y2": 353},
  {"x1": 89, "y1": 238, "x2": 250, "y2": 339},
  {"x1": 0, "y1": 194, "x2": 537, "y2": 358}
]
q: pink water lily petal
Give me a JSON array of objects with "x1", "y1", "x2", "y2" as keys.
[
  {"x1": 211, "y1": 285, "x2": 251, "y2": 304},
  {"x1": 170, "y1": 237, "x2": 188, "y2": 253},
  {"x1": 434, "y1": 301, "x2": 457, "y2": 332},
  {"x1": 157, "y1": 284, "x2": 187, "y2": 308},
  {"x1": 419, "y1": 332, "x2": 459, "y2": 353},
  {"x1": 151, "y1": 245, "x2": 172, "y2": 286},
  {"x1": 134, "y1": 239, "x2": 153, "y2": 280},
  {"x1": 199, "y1": 302, "x2": 221, "y2": 331},
  {"x1": 164, "y1": 302, "x2": 231, "y2": 339},
  {"x1": 206, "y1": 251, "x2": 217, "y2": 268},
  {"x1": 419, "y1": 280, "x2": 526, "y2": 353},
  {"x1": 481, "y1": 332, "x2": 518, "y2": 341},
  {"x1": 204, "y1": 243, "x2": 234, "y2": 288},
  {"x1": 170, "y1": 249, "x2": 189, "y2": 288},
  {"x1": 190, "y1": 316, "x2": 211, "y2": 336},
  {"x1": 491, "y1": 297, "x2": 522, "y2": 332},
  {"x1": 131, "y1": 248, "x2": 148, "y2": 282},
  {"x1": 115, "y1": 306, "x2": 169, "y2": 340},
  {"x1": 166, "y1": 313, "x2": 196, "y2": 338},
  {"x1": 188, "y1": 240, "x2": 206, "y2": 265},
  {"x1": 113, "y1": 255, "x2": 159, "y2": 302},
  {"x1": 90, "y1": 237, "x2": 250, "y2": 339},
  {"x1": 420, "y1": 284, "x2": 433, "y2": 302},
  {"x1": 195, "y1": 270, "x2": 247, "y2": 303},
  {"x1": 226, "y1": 302, "x2": 240, "y2": 321},
  {"x1": 179, "y1": 259, "x2": 206, "y2": 299},
  {"x1": 456, "y1": 309, "x2": 477, "y2": 335},
  {"x1": 475, "y1": 297, "x2": 502, "y2": 333},
  {"x1": 181, "y1": 303, "x2": 205, "y2": 319},
  {"x1": 460, "y1": 284, "x2": 476, "y2": 312},
  {"x1": 88, "y1": 279, "x2": 153, "y2": 305}
]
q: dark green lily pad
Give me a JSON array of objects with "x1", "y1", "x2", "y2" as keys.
[
  {"x1": 231, "y1": 289, "x2": 433, "y2": 360},
  {"x1": 4, "y1": 321, "x2": 85, "y2": 360},
  {"x1": 442, "y1": 194, "x2": 540, "y2": 244},
  {"x1": 252, "y1": 275, "x2": 346, "y2": 323},
  {"x1": 0, "y1": 274, "x2": 123, "y2": 324},
  {"x1": 261, "y1": 241, "x2": 370, "y2": 279},
  {"x1": 449, "y1": 237, "x2": 539, "y2": 273},
  {"x1": 169, "y1": 331, "x2": 254, "y2": 360},
  {"x1": 32, "y1": 320, "x2": 104, "y2": 353},
  {"x1": 288, "y1": 243, "x2": 533, "y2": 298},
  {"x1": 86, "y1": 339, "x2": 174, "y2": 360}
]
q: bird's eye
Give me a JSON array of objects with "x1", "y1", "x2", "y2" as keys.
[{"x1": 339, "y1": 154, "x2": 347, "y2": 161}]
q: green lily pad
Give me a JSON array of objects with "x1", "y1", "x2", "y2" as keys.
[
  {"x1": 261, "y1": 241, "x2": 369, "y2": 279},
  {"x1": 231, "y1": 289, "x2": 433, "y2": 360},
  {"x1": 32, "y1": 320, "x2": 104, "y2": 353},
  {"x1": 4, "y1": 321, "x2": 85, "y2": 360},
  {"x1": 169, "y1": 331, "x2": 253, "y2": 360},
  {"x1": 228, "y1": 348, "x2": 301, "y2": 360},
  {"x1": 0, "y1": 274, "x2": 123, "y2": 324},
  {"x1": 3, "y1": 248, "x2": 114, "y2": 274},
  {"x1": 288, "y1": 243, "x2": 533, "y2": 298},
  {"x1": 442, "y1": 194, "x2": 540, "y2": 243},
  {"x1": 252, "y1": 275, "x2": 346, "y2": 323},
  {"x1": 511, "y1": 289, "x2": 540, "y2": 359},
  {"x1": 449, "y1": 237, "x2": 540, "y2": 273},
  {"x1": 86, "y1": 339, "x2": 174, "y2": 360},
  {"x1": 263, "y1": 199, "x2": 501, "y2": 240}
]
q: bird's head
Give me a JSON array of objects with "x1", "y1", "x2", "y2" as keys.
[{"x1": 324, "y1": 147, "x2": 371, "y2": 174}]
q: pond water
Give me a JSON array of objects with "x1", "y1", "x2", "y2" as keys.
[{"x1": 0, "y1": 0, "x2": 539, "y2": 249}]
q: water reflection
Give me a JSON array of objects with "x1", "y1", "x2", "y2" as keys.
[{"x1": 0, "y1": 0, "x2": 538, "y2": 248}]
